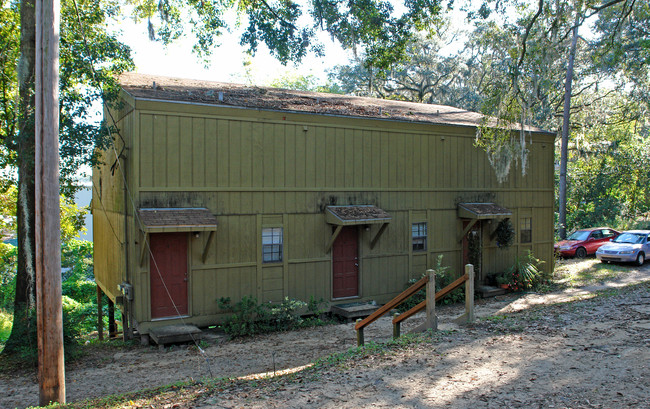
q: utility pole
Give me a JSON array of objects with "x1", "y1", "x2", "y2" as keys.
[{"x1": 35, "y1": 0, "x2": 65, "y2": 404}]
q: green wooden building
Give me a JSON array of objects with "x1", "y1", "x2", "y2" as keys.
[{"x1": 92, "y1": 73, "x2": 555, "y2": 336}]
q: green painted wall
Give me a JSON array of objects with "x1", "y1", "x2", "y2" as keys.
[{"x1": 93, "y1": 93, "x2": 555, "y2": 333}]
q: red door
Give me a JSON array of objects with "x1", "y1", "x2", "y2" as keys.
[
  {"x1": 150, "y1": 232, "x2": 188, "y2": 319},
  {"x1": 462, "y1": 220, "x2": 481, "y2": 277},
  {"x1": 333, "y1": 227, "x2": 359, "y2": 298}
]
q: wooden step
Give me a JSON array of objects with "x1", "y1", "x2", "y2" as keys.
[
  {"x1": 478, "y1": 285, "x2": 507, "y2": 298},
  {"x1": 331, "y1": 302, "x2": 379, "y2": 321},
  {"x1": 149, "y1": 324, "x2": 203, "y2": 346}
]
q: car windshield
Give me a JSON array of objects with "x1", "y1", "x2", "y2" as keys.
[
  {"x1": 567, "y1": 230, "x2": 590, "y2": 241},
  {"x1": 613, "y1": 233, "x2": 645, "y2": 244}
]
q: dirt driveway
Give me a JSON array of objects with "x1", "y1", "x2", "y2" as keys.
[{"x1": 2, "y1": 261, "x2": 649, "y2": 409}]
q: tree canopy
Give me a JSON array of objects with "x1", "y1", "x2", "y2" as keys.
[{"x1": 127, "y1": 0, "x2": 446, "y2": 68}]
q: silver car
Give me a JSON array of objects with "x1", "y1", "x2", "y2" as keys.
[{"x1": 596, "y1": 230, "x2": 650, "y2": 265}]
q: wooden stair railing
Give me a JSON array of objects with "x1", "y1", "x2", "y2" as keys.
[
  {"x1": 392, "y1": 272, "x2": 470, "y2": 338},
  {"x1": 353, "y1": 275, "x2": 429, "y2": 346},
  {"x1": 355, "y1": 264, "x2": 475, "y2": 346}
]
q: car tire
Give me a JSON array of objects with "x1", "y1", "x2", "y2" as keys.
[
  {"x1": 575, "y1": 247, "x2": 587, "y2": 259},
  {"x1": 636, "y1": 252, "x2": 645, "y2": 266}
]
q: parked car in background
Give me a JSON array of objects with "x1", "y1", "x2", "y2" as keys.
[
  {"x1": 554, "y1": 227, "x2": 620, "y2": 258},
  {"x1": 596, "y1": 230, "x2": 650, "y2": 265}
]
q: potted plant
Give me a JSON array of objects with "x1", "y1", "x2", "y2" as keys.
[{"x1": 495, "y1": 274, "x2": 510, "y2": 290}]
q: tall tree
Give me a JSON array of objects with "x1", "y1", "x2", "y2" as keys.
[
  {"x1": 329, "y1": 31, "x2": 485, "y2": 110},
  {"x1": 558, "y1": 11, "x2": 580, "y2": 240},
  {"x1": 1, "y1": 0, "x2": 133, "y2": 355},
  {"x1": 469, "y1": 0, "x2": 648, "y2": 236}
]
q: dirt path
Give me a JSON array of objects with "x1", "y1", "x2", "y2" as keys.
[{"x1": 2, "y1": 262, "x2": 650, "y2": 409}]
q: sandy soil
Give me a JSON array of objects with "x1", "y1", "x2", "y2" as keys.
[{"x1": 2, "y1": 262, "x2": 649, "y2": 409}]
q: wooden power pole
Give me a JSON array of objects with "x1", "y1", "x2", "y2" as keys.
[{"x1": 35, "y1": 0, "x2": 65, "y2": 404}]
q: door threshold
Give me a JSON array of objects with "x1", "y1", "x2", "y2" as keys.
[
  {"x1": 331, "y1": 296, "x2": 360, "y2": 301},
  {"x1": 151, "y1": 315, "x2": 190, "y2": 322}
]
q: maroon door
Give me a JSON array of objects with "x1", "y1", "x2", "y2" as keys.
[
  {"x1": 333, "y1": 227, "x2": 359, "y2": 298},
  {"x1": 150, "y1": 232, "x2": 188, "y2": 319}
]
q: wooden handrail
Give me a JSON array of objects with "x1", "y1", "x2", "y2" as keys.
[
  {"x1": 354, "y1": 275, "x2": 428, "y2": 330},
  {"x1": 393, "y1": 300, "x2": 426, "y2": 324},
  {"x1": 435, "y1": 273, "x2": 469, "y2": 301},
  {"x1": 392, "y1": 273, "x2": 469, "y2": 325}
]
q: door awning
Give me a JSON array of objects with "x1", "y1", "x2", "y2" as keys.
[
  {"x1": 325, "y1": 205, "x2": 391, "y2": 252},
  {"x1": 138, "y1": 208, "x2": 218, "y2": 233},
  {"x1": 457, "y1": 203, "x2": 512, "y2": 220},
  {"x1": 325, "y1": 205, "x2": 392, "y2": 226}
]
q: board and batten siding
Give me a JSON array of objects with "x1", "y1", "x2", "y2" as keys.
[
  {"x1": 94, "y1": 95, "x2": 554, "y2": 332},
  {"x1": 92, "y1": 102, "x2": 133, "y2": 302}
]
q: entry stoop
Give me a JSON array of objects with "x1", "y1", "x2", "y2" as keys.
[
  {"x1": 149, "y1": 324, "x2": 203, "y2": 346},
  {"x1": 478, "y1": 285, "x2": 507, "y2": 298},
  {"x1": 331, "y1": 302, "x2": 380, "y2": 321}
]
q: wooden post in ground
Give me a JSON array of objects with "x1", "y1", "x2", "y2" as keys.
[
  {"x1": 96, "y1": 286, "x2": 103, "y2": 341},
  {"x1": 108, "y1": 298, "x2": 116, "y2": 337},
  {"x1": 35, "y1": 0, "x2": 65, "y2": 403},
  {"x1": 356, "y1": 319, "x2": 364, "y2": 346},
  {"x1": 464, "y1": 264, "x2": 475, "y2": 323},
  {"x1": 392, "y1": 312, "x2": 400, "y2": 339},
  {"x1": 425, "y1": 269, "x2": 437, "y2": 330}
]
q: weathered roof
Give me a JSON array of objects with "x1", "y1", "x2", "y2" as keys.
[
  {"x1": 138, "y1": 208, "x2": 218, "y2": 232},
  {"x1": 326, "y1": 205, "x2": 392, "y2": 226},
  {"x1": 458, "y1": 203, "x2": 512, "y2": 220},
  {"x1": 119, "y1": 72, "x2": 546, "y2": 132}
]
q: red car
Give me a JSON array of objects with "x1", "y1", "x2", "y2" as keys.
[{"x1": 555, "y1": 227, "x2": 620, "y2": 258}]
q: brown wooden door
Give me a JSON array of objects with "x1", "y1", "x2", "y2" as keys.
[
  {"x1": 462, "y1": 220, "x2": 481, "y2": 280},
  {"x1": 150, "y1": 232, "x2": 188, "y2": 319},
  {"x1": 333, "y1": 227, "x2": 359, "y2": 298}
]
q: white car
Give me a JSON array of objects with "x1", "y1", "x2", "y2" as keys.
[{"x1": 596, "y1": 230, "x2": 650, "y2": 265}]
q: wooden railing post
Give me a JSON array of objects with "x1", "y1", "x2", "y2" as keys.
[
  {"x1": 356, "y1": 319, "x2": 365, "y2": 346},
  {"x1": 392, "y1": 312, "x2": 400, "y2": 339},
  {"x1": 465, "y1": 264, "x2": 475, "y2": 323},
  {"x1": 425, "y1": 269, "x2": 437, "y2": 330},
  {"x1": 108, "y1": 298, "x2": 116, "y2": 338}
]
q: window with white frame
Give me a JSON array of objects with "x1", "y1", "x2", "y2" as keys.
[
  {"x1": 412, "y1": 222, "x2": 427, "y2": 252},
  {"x1": 520, "y1": 217, "x2": 532, "y2": 243},
  {"x1": 262, "y1": 227, "x2": 283, "y2": 263}
]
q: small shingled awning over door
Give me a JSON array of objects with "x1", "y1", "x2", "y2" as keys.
[
  {"x1": 137, "y1": 208, "x2": 218, "y2": 264},
  {"x1": 457, "y1": 203, "x2": 512, "y2": 242},
  {"x1": 325, "y1": 205, "x2": 391, "y2": 252}
]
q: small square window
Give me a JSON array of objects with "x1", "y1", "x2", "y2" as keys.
[
  {"x1": 262, "y1": 227, "x2": 283, "y2": 263},
  {"x1": 520, "y1": 217, "x2": 532, "y2": 243},
  {"x1": 412, "y1": 222, "x2": 427, "y2": 252}
]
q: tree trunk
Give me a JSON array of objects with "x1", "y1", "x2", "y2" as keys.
[
  {"x1": 558, "y1": 18, "x2": 580, "y2": 240},
  {"x1": 3, "y1": 0, "x2": 37, "y2": 355}
]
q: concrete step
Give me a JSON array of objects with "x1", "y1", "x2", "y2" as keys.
[
  {"x1": 331, "y1": 302, "x2": 380, "y2": 321},
  {"x1": 479, "y1": 285, "x2": 507, "y2": 298},
  {"x1": 149, "y1": 324, "x2": 203, "y2": 346}
]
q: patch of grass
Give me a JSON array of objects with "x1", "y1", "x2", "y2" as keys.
[{"x1": 553, "y1": 258, "x2": 630, "y2": 288}]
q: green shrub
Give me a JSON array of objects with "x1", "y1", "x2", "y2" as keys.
[
  {"x1": 397, "y1": 255, "x2": 464, "y2": 313},
  {"x1": 217, "y1": 296, "x2": 309, "y2": 337},
  {"x1": 506, "y1": 250, "x2": 546, "y2": 290},
  {"x1": 0, "y1": 243, "x2": 17, "y2": 310},
  {"x1": 0, "y1": 309, "x2": 12, "y2": 344},
  {"x1": 3, "y1": 299, "x2": 88, "y2": 363},
  {"x1": 61, "y1": 240, "x2": 97, "y2": 330}
]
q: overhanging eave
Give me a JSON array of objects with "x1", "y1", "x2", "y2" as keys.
[{"x1": 457, "y1": 203, "x2": 512, "y2": 220}]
